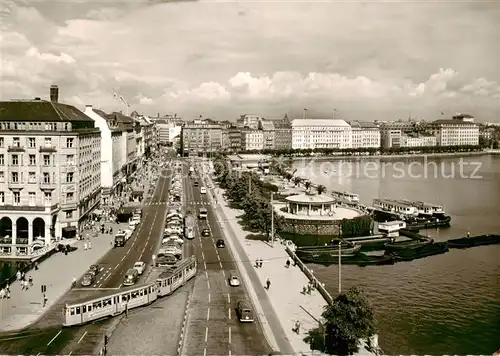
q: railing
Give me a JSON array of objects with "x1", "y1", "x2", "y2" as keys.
[
  {"x1": 8, "y1": 145, "x2": 25, "y2": 152},
  {"x1": 39, "y1": 145, "x2": 57, "y2": 152}
]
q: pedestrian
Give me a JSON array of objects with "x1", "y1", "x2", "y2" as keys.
[
  {"x1": 84, "y1": 242, "x2": 88, "y2": 250},
  {"x1": 88, "y1": 240, "x2": 92, "y2": 249},
  {"x1": 28, "y1": 276, "x2": 33, "y2": 286},
  {"x1": 0, "y1": 288, "x2": 5, "y2": 299},
  {"x1": 265, "y1": 277, "x2": 271, "y2": 290},
  {"x1": 43, "y1": 293, "x2": 48, "y2": 307},
  {"x1": 35, "y1": 262, "x2": 39, "y2": 270},
  {"x1": 259, "y1": 259, "x2": 263, "y2": 268},
  {"x1": 294, "y1": 320, "x2": 301, "y2": 334},
  {"x1": 16, "y1": 271, "x2": 21, "y2": 281},
  {"x1": 286, "y1": 259, "x2": 290, "y2": 268}
]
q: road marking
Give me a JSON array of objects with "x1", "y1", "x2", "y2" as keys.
[
  {"x1": 227, "y1": 293, "x2": 230, "y2": 303},
  {"x1": 228, "y1": 326, "x2": 231, "y2": 344},
  {"x1": 205, "y1": 271, "x2": 208, "y2": 280},
  {"x1": 201, "y1": 251, "x2": 205, "y2": 260},
  {"x1": 224, "y1": 279, "x2": 228, "y2": 287},
  {"x1": 77, "y1": 330, "x2": 87, "y2": 343},
  {"x1": 47, "y1": 330, "x2": 61, "y2": 346},
  {"x1": 219, "y1": 261, "x2": 223, "y2": 268},
  {"x1": 203, "y1": 261, "x2": 207, "y2": 270},
  {"x1": 228, "y1": 308, "x2": 231, "y2": 319},
  {"x1": 121, "y1": 256, "x2": 126, "y2": 261},
  {"x1": 207, "y1": 307, "x2": 210, "y2": 321},
  {"x1": 216, "y1": 253, "x2": 220, "y2": 261},
  {"x1": 68, "y1": 352, "x2": 72, "y2": 356},
  {"x1": 104, "y1": 274, "x2": 110, "y2": 281},
  {"x1": 205, "y1": 326, "x2": 209, "y2": 342},
  {"x1": 222, "y1": 270, "x2": 226, "y2": 277},
  {"x1": 229, "y1": 350, "x2": 232, "y2": 356},
  {"x1": 208, "y1": 293, "x2": 211, "y2": 303},
  {"x1": 118, "y1": 283, "x2": 122, "y2": 288},
  {"x1": 207, "y1": 280, "x2": 211, "y2": 290},
  {"x1": 203, "y1": 348, "x2": 207, "y2": 356}
]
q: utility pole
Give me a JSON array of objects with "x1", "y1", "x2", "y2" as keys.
[
  {"x1": 338, "y1": 240, "x2": 342, "y2": 294},
  {"x1": 270, "y1": 192, "x2": 274, "y2": 246}
]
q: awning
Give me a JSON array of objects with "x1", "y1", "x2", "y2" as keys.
[{"x1": 63, "y1": 226, "x2": 77, "y2": 232}]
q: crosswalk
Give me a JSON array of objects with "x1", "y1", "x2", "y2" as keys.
[{"x1": 146, "y1": 201, "x2": 218, "y2": 206}]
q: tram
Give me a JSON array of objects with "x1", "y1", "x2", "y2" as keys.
[{"x1": 63, "y1": 256, "x2": 197, "y2": 327}]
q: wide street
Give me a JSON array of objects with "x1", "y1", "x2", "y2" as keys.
[
  {"x1": 181, "y1": 160, "x2": 270, "y2": 356},
  {"x1": 0, "y1": 165, "x2": 172, "y2": 355}
]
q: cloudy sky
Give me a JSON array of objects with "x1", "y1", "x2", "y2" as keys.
[{"x1": 1, "y1": 0, "x2": 499, "y2": 122}]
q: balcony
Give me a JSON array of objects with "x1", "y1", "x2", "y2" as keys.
[
  {"x1": 60, "y1": 201, "x2": 78, "y2": 210},
  {"x1": 39, "y1": 145, "x2": 57, "y2": 153},
  {"x1": 39, "y1": 180, "x2": 57, "y2": 190},
  {"x1": 8, "y1": 180, "x2": 24, "y2": 190},
  {"x1": 8, "y1": 145, "x2": 25, "y2": 152}
]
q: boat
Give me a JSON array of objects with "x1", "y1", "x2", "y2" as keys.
[
  {"x1": 384, "y1": 237, "x2": 433, "y2": 252},
  {"x1": 447, "y1": 234, "x2": 500, "y2": 249},
  {"x1": 343, "y1": 234, "x2": 390, "y2": 245},
  {"x1": 397, "y1": 199, "x2": 446, "y2": 217},
  {"x1": 295, "y1": 242, "x2": 361, "y2": 255},
  {"x1": 298, "y1": 251, "x2": 394, "y2": 266},
  {"x1": 331, "y1": 190, "x2": 360, "y2": 204},
  {"x1": 391, "y1": 242, "x2": 449, "y2": 262},
  {"x1": 404, "y1": 215, "x2": 452, "y2": 230},
  {"x1": 372, "y1": 198, "x2": 419, "y2": 217}
]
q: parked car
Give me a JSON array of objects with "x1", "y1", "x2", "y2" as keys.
[
  {"x1": 216, "y1": 239, "x2": 225, "y2": 248},
  {"x1": 80, "y1": 273, "x2": 95, "y2": 287},
  {"x1": 201, "y1": 228, "x2": 210, "y2": 237},
  {"x1": 133, "y1": 261, "x2": 146, "y2": 275},
  {"x1": 229, "y1": 272, "x2": 240, "y2": 287}
]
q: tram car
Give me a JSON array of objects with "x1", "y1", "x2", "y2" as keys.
[{"x1": 63, "y1": 256, "x2": 197, "y2": 327}]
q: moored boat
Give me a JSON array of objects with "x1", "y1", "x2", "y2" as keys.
[
  {"x1": 447, "y1": 234, "x2": 500, "y2": 248},
  {"x1": 384, "y1": 237, "x2": 433, "y2": 252},
  {"x1": 295, "y1": 242, "x2": 361, "y2": 256},
  {"x1": 391, "y1": 242, "x2": 449, "y2": 262},
  {"x1": 298, "y1": 251, "x2": 394, "y2": 266}
]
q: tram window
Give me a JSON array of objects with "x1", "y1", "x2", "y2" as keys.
[
  {"x1": 82, "y1": 305, "x2": 87, "y2": 313},
  {"x1": 139, "y1": 289, "x2": 144, "y2": 296},
  {"x1": 76, "y1": 306, "x2": 81, "y2": 314},
  {"x1": 70, "y1": 308, "x2": 75, "y2": 316},
  {"x1": 168, "y1": 278, "x2": 172, "y2": 285},
  {"x1": 93, "y1": 301, "x2": 102, "y2": 309},
  {"x1": 104, "y1": 299, "x2": 111, "y2": 306},
  {"x1": 88, "y1": 305, "x2": 92, "y2": 312},
  {"x1": 113, "y1": 296, "x2": 119, "y2": 304},
  {"x1": 132, "y1": 291, "x2": 139, "y2": 298},
  {"x1": 122, "y1": 294, "x2": 129, "y2": 302}
]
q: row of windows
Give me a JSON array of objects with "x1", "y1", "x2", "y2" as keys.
[
  {"x1": 0, "y1": 136, "x2": 74, "y2": 148},
  {"x1": 0, "y1": 171, "x2": 75, "y2": 184},
  {"x1": 0, "y1": 154, "x2": 75, "y2": 166},
  {"x1": 0, "y1": 122, "x2": 72, "y2": 132},
  {"x1": 0, "y1": 190, "x2": 52, "y2": 205}
]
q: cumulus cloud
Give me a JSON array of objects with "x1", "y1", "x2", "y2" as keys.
[{"x1": 1, "y1": 0, "x2": 499, "y2": 121}]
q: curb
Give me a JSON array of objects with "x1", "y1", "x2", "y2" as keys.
[
  {"x1": 176, "y1": 291, "x2": 191, "y2": 356},
  {"x1": 206, "y1": 179, "x2": 281, "y2": 353}
]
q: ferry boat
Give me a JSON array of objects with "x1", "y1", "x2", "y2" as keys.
[
  {"x1": 331, "y1": 190, "x2": 360, "y2": 204},
  {"x1": 378, "y1": 220, "x2": 406, "y2": 237},
  {"x1": 397, "y1": 199, "x2": 445, "y2": 217},
  {"x1": 372, "y1": 198, "x2": 419, "y2": 217}
]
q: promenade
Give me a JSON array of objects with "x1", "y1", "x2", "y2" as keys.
[
  {"x1": 0, "y1": 221, "x2": 126, "y2": 332},
  {"x1": 207, "y1": 175, "x2": 379, "y2": 355}
]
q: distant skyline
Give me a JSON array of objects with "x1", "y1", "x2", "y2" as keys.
[{"x1": 1, "y1": 0, "x2": 499, "y2": 122}]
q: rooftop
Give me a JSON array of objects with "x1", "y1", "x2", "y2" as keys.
[
  {"x1": 259, "y1": 120, "x2": 275, "y2": 131},
  {"x1": 432, "y1": 119, "x2": 477, "y2": 125},
  {"x1": 286, "y1": 193, "x2": 335, "y2": 204},
  {"x1": 291, "y1": 119, "x2": 350, "y2": 128},
  {"x1": 0, "y1": 100, "x2": 94, "y2": 123},
  {"x1": 227, "y1": 154, "x2": 271, "y2": 162},
  {"x1": 350, "y1": 121, "x2": 379, "y2": 129}
]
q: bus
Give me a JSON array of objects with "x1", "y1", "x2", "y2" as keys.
[{"x1": 184, "y1": 214, "x2": 195, "y2": 240}]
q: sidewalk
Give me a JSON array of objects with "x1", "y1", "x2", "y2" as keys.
[
  {"x1": 208, "y1": 179, "x2": 379, "y2": 355},
  {"x1": 0, "y1": 221, "x2": 126, "y2": 332}
]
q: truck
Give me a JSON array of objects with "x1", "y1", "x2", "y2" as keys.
[
  {"x1": 114, "y1": 230, "x2": 127, "y2": 247},
  {"x1": 184, "y1": 214, "x2": 195, "y2": 240}
]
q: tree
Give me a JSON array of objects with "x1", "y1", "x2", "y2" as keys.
[
  {"x1": 317, "y1": 185, "x2": 326, "y2": 195},
  {"x1": 144, "y1": 146, "x2": 152, "y2": 159},
  {"x1": 304, "y1": 287, "x2": 376, "y2": 355},
  {"x1": 293, "y1": 176, "x2": 302, "y2": 187},
  {"x1": 304, "y1": 181, "x2": 311, "y2": 191}
]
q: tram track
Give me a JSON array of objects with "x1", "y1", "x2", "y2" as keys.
[{"x1": 0, "y1": 164, "x2": 173, "y2": 355}]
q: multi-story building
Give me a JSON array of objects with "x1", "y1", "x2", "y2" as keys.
[
  {"x1": 224, "y1": 126, "x2": 242, "y2": 152},
  {"x1": 381, "y1": 130, "x2": 402, "y2": 148},
  {"x1": 0, "y1": 87, "x2": 101, "y2": 257},
  {"x1": 350, "y1": 121, "x2": 381, "y2": 149},
  {"x1": 291, "y1": 119, "x2": 352, "y2": 150},
  {"x1": 133, "y1": 116, "x2": 153, "y2": 159},
  {"x1": 237, "y1": 115, "x2": 261, "y2": 129},
  {"x1": 84, "y1": 106, "x2": 139, "y2": 205},
  {"x1": 271, "y1": 115, "x2": 292, "y2": 150},
  {"x1": 180, "y1": 122, "x2": 224, "y2": 156},
  {"x1": 400, "y1": 133, "x2": 437, "y2": 147},
  {"x1": 240, "y1": 130, "x2": 264, "y2": 151},
  {"x1": 377, "y1": 120, "x2": 419, "y2": 134},
  {"x1": 259, "y1": 120, "x2": 275, "y2": 150},
  {"x1": 430, "y1": 114, "x2": 479, "y2": 146}
]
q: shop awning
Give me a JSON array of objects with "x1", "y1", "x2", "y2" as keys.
[{"x1": 63, "y1": 226, "x2": 77, "y2": 232}]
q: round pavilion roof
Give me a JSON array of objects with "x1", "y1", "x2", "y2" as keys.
[{"x1": 285, "y1": 193, "x2": 335, "y2": 205}]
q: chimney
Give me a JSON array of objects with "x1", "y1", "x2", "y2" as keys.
[{"x1": 50, "y1": 85, "x2": 59, "y2": 103}]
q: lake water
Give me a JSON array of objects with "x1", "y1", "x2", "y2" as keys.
[{"x1": 292, "y1": 154, "x2": 500, "y2": 355}]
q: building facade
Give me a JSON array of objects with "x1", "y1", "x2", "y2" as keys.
[
  {"x1": 381, "y1": 129, "x2": 402, "y2": 148},
  {"x1": 0, "y1": 90, "x2": 101, "y2": 257},
  {"x1": 259, "y1": 120, "x2": 275, "y2": 150},
  {"x1": 237, "y1": 115, "x2": 261, "y2": 129},
  {"x1": 400, "y1": 134, "x2": 437, "y2": 147},
  {"x1": 430, "y1": 115, "x2": 479, "y2": 146},
  {"x1": 181, "y1": 122, "x2": 224, "y2": 155},
  {"x1": 350, "y1": 121, "x2": 381, "y2": 149},
  {"x1": 240, "y1": 130, "x2": 264, "y2": 151},
  {"x1": 291, "y1": 119, "x2": 352, "y2": 150}
]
